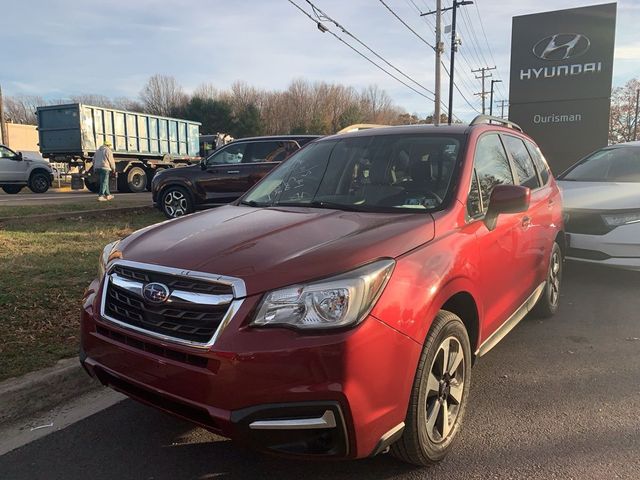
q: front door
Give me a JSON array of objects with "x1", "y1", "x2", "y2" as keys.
[{"x1": 0, "y1": 146, "x2": 26, "y2": 182}]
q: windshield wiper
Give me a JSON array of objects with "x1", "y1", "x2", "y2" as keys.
[
  {"x1": 238, "y1": 200, "x2": 269, "y2": 207},
  {"x1": 270, "y1": 200, "x2": 365, "y2": 212}
]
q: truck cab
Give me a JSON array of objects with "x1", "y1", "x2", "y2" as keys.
[{"x1": 0, "y1": 144, "x2": 53, "y2": 194}]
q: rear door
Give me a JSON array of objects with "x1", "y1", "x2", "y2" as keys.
[
  {"x1": 237, "y1": 140, "x2": 301, "y2": 192},
  {"x1": 501, "y1": 134, "x2": 547, "y2": 289}
]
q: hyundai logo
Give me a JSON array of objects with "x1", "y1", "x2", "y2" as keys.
[
  {"x1": 143, "y1": 282, "x2": 170, "y2": 304},
  {"x1": 533, "y1": 34, "x2": 590, "y2": 61}
]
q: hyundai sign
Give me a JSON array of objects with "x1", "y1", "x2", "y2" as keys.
[{"x1": 508, "y1": 3, "x2": 616, "y2": 173}]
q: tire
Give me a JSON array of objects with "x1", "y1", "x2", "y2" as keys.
[
  {"x1": 28, "y1": 172, "x2": 50, "y2": 193},
  {"x1": 84, "y1": 178, "x2": 99, "y2": 193},
  {"x1": 125, "y1": 166, "x2": 147, "y2": 193},
  {"x1": 391, "y1": 310, "x2": 471, "y2": 466},
  {"x1": 532, "y1": 242, "x2": 563, "y2": 318},
  {"x1": 160, "y1": 186, "x2": 194, "y2": 219},
  {"x1": 2, "y1": 185, "x2": 23, "y2": 194}
]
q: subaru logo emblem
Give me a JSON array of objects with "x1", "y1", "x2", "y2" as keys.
[
  {"x1": 533, "y1": 33, "x2": 590, "y2": 61},
  {"x1": 143, "y1": 282, "x2": 170, "y2": 304}
]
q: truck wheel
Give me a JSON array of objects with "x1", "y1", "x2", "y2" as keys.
[
  {"x1": 2, "y1": 185, "x2": 23, "y2": 194},
  {"x1": 126, "y1": 166, "x2": 147, "y2": 193},
  {"x1": 84, "y1": 178, "x2": 100, "y2": 194},
  {"x1": 391, "y1": 310, "x2": 471, "y2": 466},
  {"x1": 160, "y1": 186, "x2": 193, "y2": 218},
  {"x1": 29, "y1": 172, "x2": 51, "y2": 193}
]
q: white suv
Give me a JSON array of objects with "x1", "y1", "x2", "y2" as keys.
[{"x1": 0, "y1": 144, "x2": 53, "y2": 194}]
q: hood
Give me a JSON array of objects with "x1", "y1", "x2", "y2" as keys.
[
  {"x1": 119, "y1": 205, "x2": 435, "y2": 296},
  {"x1": 558, "y1": 181, "x2": 640, "y2": 210},
  {"x1": 21, "y1": 151, "x2": 49, "y2": 164}
]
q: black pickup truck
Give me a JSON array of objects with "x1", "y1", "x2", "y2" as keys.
[{"x1": 151, "y1": 135, "x2": 319, "y2": 218}]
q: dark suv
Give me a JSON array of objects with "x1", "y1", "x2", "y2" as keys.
[
  {"x1": 152, "y1": 135, "x2": 319, "y2": 218},
  {"x1": 82, "y1": 117, "x2": 563, "y2": 465}
]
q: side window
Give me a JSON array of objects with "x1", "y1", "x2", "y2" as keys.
[
  {"x1": 0, "y1": 146, "x2": 16, "y2": 158},
  {"x1": 474, "y1": 134, "x2": 514, "y2": 212},
  {"x1": 245, "y1": 141, "x2": 299, "y2": 163},
  {"x1": 207, "y1": 143, "x2": 246, "y2": 165},
  {"x1": 467, "y1": 170, "x2": 482, "y2": 218},
  {"x1": 502, "y1": 135, "x2": 540, "y2": 189},
  {"x1": 524, "y1": 140, "x2": 550, "y2": 185}
]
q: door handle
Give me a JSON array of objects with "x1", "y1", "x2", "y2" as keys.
[
  {"x1": 521, "y1": 216, "x2": 531, "y2": 228},
  {"x1": 226, "y1": 170, "x2": 240, "y2": 174}
]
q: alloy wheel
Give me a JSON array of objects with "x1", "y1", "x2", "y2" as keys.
[
  {"x1": 548, "y1": 249, "x2": 561, "y2": 307},
  {"x1": 163, "y1": 190, "x2": 188, "y2": 217},
  {"x1": 425, "y1": 336, "x2": 466, "y2": 444}
]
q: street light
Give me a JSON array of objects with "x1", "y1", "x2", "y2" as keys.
[{"x1": 489, "y1": 79, "x2": 502, "y2": 117}]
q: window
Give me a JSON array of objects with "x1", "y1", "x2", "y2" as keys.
[
  {"x1": 560, "y1": 147, "x2": 640, "y2": 182},
  {"x1": 244, "y1": 141, "x2": 297, "y2": 163},
  {"x1": 467, "y1": 170, "x2": 482, "y2": 217},
  {"x1": 525, "y1": 140, "x2": 550, "y2": 185},
  {"x1": 474, "y1": 134, "x2": 514, "y2": 212},
  {"x1": 207, "y1": 143, "x2": 247, "y2": 165},
  {"x1": 0, "y1": 146, "x2": 16, "y2": 158},
  {"x1": 502, "y1": 135, "x2": 540, "y2": 189}
]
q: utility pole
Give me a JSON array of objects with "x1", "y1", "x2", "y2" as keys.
[
  {"x1": 496, "y1": 100, "x2": 508, "y2": 119},
  {"x1": 489, "y1": 79, "x2": 502, "y2": 116},
  {"x1": 472, "y1": 66, "x2": 497, "y2": 115},
  {"x1": 422, "y1": 0, "x2": 473, "y2": 125},
  {"x1": 433, "y1": 0, "x2": 442, "y2": 125},
  {"x1": 0, "y1": 84, "x2": 7, "y2": 146},
  {"x1": 634, "y1": 89, "x2": 639, "y2": 141}
]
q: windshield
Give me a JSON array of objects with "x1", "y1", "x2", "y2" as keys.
[
  {"x1": 561, "y1": 146, "x2": 640, "y2": 182},
  {"x1": 241, "y1": 133, "x2": 463, "y2": 213}
]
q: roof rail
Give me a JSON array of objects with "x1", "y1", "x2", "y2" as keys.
[{"x1": 470, "y1": 115, "x2": 523, "y2": 132}]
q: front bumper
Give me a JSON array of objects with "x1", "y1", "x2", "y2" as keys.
[
  {"x1": 80, "y1": 280, "x2": 421, "y2": 459},
  {"x1": 566, "y1": 222, "x2": 640, "y2": 271}
]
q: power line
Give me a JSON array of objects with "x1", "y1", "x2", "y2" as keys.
[
  {"x1": 378, "y1": 0, "x2": 435, "y2": 50},
  {"x1": 473, "y1": 1, "x2": 507, "y2": 98},
  {"x1": 302, "y1": 0, "x2": 437, "y2": 98},
  {"x1": 287, "y1": 0, "x2": 435, "y2": 102}
]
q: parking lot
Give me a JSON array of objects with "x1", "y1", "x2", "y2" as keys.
[{"x1": 1, "y1": 262, "x2": 638, "y2": 480}]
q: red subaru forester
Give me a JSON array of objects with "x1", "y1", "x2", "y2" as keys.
[{"x1": 81, "y1": 117, "x2": 564, "y2": 465}]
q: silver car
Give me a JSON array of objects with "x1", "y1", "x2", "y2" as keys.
[{"x1": 558, "y1": 141, "x2": 640, "y2": 270}]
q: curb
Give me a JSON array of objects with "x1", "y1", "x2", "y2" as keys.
[
  {"x1": 0, "y1": 205, "x2": 154, "y2": 223},
  {"x1": 0, "y1": 357, "x2": 100, "y2": 425}
]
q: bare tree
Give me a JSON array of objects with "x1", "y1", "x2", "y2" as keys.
[
  {"x1": 193, "y1": 83, "x2": 221, "y2": 100},
  {"x1": 140, "y1": 74, "x2": 188, "y2": 116},
  {"x1": 3, "y1": 95, "x2": 47, "y2": 124},
  {"x1": 609, "y1": 78, "x2": 640, "y2": 144},
  {"x1": 68, "y1": 94, "x2": 115, "y2": 107}
]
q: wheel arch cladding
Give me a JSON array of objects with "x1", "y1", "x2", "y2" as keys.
[{"x1": 441, "y1": 292, "x2": 479, "y2": 354}]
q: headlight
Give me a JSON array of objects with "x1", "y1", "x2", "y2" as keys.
[
  {"x1": 252, "y1": 259, "x2": 395, "y2": 330},
  {"x1": 602, "y1": 211, "x2": 640, "y2": 227},
  {"x1": 98, "y1": 240, "x2": 121, "y2": 278}
]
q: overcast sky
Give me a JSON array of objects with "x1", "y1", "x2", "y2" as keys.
[{"x1": 2, "y1": 0, "x2": 638, "y2": 121}]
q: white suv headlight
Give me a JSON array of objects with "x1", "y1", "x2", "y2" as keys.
[
  {"x1": 252, "y1": 259, "x2": 395, "y2": 330},
  {"x1": 602, "y1": 211, "x2": 640, "y2": 227}
]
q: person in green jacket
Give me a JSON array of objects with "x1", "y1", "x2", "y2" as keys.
[{"x1": 93, "y1": 140, "x2": 116, "y2": 201}]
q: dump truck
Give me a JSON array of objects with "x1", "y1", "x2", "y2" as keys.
[{"x1": 36, "y1": 104, "x2": 201, "y2": 192}]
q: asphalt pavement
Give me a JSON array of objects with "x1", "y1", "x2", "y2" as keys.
[
  {"x1": 1, "y1": 262, "x2": 639, "y2": 479},
  {"x1": 0, "y1": 189, "x2": 151, "y2": 206}
]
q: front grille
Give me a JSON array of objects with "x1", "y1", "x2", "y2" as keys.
[
  {"x1": 112, "y1": 265, "x2": 233, "y2": 295},
  {"x1": 564, "y1": 210, "x2": 613, "y2": 235},
  {"x1": 102, "y1": 262, "x2": 240, "y2": 345}
]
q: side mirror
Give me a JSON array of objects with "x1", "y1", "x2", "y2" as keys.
[
  {"x1": 200, "y1": 158, "x2": 207, "y2": 170},
  {"x1": 16, "y1": 152, "x2": 23, "y2": 161},
  {"x1": 484, "y1": 184, "x2": 530, "y2": 231}
]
